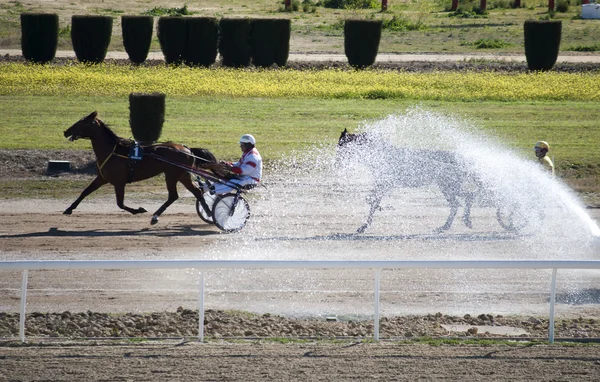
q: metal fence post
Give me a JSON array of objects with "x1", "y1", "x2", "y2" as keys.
[
  {"x1": 374, "y1": 269, "x2": 381, "y2": 341},
  {"x1": 198, "y1": 271, "x2": 205, "y2": 343},
  {"x1": 19, "y1": 269, "x2": 28, "y2": 343},
  {"x1": 549, "y1": 269, "x2": 557, "y2": 343}
]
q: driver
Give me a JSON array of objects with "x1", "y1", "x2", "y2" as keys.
[
  {"x1": 205, "y1": 134, "x2": 262, "y2": 195},
  {"x1": 534, "y1": 141, "x2": 554, "y2": 176}
]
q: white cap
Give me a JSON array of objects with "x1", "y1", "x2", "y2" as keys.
[{"x1": 239, "y1": 134, "x2": 256, "y2": 145}]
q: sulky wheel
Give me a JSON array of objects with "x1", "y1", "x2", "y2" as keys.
[
  {"x1": 196, "y1": 193, "x2": 217, "y2": 224},
  {"x1": 212, "y1": 193, "x2": 250, "y2": 232},
  {"x1": 496, "y1": 202, "x2": 544, "y2": 235}
]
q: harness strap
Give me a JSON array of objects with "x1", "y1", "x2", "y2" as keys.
[{"x1": 97, "y1": 144, "x2": 118, "y2": 179}]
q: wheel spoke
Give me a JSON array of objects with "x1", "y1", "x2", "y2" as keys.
[{"x1": 212, "y1": 194, "x2": 250, "y2": 232}]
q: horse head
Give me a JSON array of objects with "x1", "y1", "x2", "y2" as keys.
[
  {"x1": 338, "y1": 128, "x2": 369, "y2": 148},
  {"x1": 336, "y1": 128, "x2": 372, "y2": 168},
  {"x1": 64, "y1": 111, "x2": 99, "y2": 141}
]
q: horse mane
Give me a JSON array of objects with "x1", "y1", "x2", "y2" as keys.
[
  {"x1": 97, "y1": 119, "x2": 134, "y2": 146},
  {"x1": 338, "y1": 129, "x2": 458, "y2": 165}
]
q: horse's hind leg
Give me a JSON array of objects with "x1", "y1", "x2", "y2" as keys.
[
  {"x1": 437, "y1": 201, "x2": 458, "y2": 232},
  {"x1": 357, "y1": 188, "x2": 385, "y2": 234},
  {"x1": 114, "y1": 183, "x2": 147, "y2": 215},
  {"x1": 64, "y1": 175, "x2": 107, "y2": 215},
  {"x1": 437, "y1": 187, "x2": 459, "y2": 233},
  {"x1": 179, "y1": 174, "x2": 204, "y2": 200},
  {"x1": 150, "y1": 173, "x2": 180, "y2": 225},
  {"x1": 462, "y1": 192, "x2": 475, "y2": 229}
]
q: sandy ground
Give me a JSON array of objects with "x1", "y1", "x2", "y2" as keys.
[
  {"x1": 1, "y1": 185, "x2": 599, "y2": 318},
  {"x1": 2, "y1": 341, "x2": 600, "y2": 382},
  {"x1": 1, "y1": 168, "x2": 600, "y2": 380}
]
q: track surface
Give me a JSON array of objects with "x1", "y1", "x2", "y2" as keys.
[
  {"x1": 1, "y1": 185, "x2": 599, "y2": 380},
  {"x1": 2, "y1": 341, "x2": 600, "y2": 381},
  {"x1": 1, "y1": 191, "x2": 599, "y2": 317}
]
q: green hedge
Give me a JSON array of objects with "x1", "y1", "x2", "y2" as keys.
[
  {"x1": 157, "y1": 16, "x2": 187, "y2": 65},
  {"x1": 250, "y1": 18, "x2": 291, "y2": 68},
  {"x1": 219, "y1": 18, "x2": 252, "y2": 68},
  {"x1": 183, "y1": 17, "x2": 219, "y2": 67},
  {"x1": 129, "y1": 92, "x2": 166, "y2": 143},
  {"x1": 121, "y1": 15, "x2": 154, "y2": 65},
  {"x1": 71, "y1": 15, "x2": 113, "y2": 64},
  {"x1": 344, "y1": 19, "x2": 382, "y2": 69},
  {"x1": 20, "y1": 13, "x2": 58, "y2": 64},
  {"x1": 524, "y1": 20, "x2": 562, "y2": 71}
]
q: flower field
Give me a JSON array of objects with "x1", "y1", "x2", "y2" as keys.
[{"x1": 2, "y1": 63, "x2": 599, "y2": 102}]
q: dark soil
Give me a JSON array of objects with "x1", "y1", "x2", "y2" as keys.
[
  {"x1": 0, "y1": 149, "x2": 95, "y2": 180},
  {"x1": 3, "y1": 52, "x2": 600, "y2": 72},
  {"x1": 2, "y1": 309, "x2": 600, "y2": 341}
]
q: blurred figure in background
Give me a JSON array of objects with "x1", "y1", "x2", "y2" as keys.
[{"x1": 534, "y1": 141, "x2": 554, "y2": 176}]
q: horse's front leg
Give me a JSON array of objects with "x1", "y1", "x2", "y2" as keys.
[
  {"x1": 437, "y1": 193, "x2": 459, "y2": 233},
  {"x1": 357, "y1": 187, "x2": 386, "y2": 233},
  {"x1": 63, "y1": 175, "x2": 107, "y2": 215},
  {"x1": 462, "y1": 192, "x2": 475, "y2": 229},
  {"x1": 150, "y1": 174, "x2": 179, "y2": 225},
  {"x1": 114, "y1": 183, "x2": 147, "y2": 215}
]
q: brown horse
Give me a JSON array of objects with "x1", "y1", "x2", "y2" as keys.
[{"x1": 63, "y1": 111, "x2": 218, "y2": 225}]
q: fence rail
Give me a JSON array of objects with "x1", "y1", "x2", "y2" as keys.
[{"x1": 2, "y1": 260, "x2": 600, "y2": 343}]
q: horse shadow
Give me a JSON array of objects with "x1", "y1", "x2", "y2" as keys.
[
  {"x1": 257, "y1": 231, "x2": 522, "y2": 243},
  {"x1": 553, "y1": 289, "x2": 600, "y2": 305},
  {"x1": 0, "y1": 225, "x2": 217, "y2": 239}
]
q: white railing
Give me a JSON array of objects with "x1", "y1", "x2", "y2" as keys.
[{"x1": 2, "y1": 260, "x2": 600, "y2": 343}]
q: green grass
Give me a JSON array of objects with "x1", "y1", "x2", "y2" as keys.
[
  {"x1": 1, "y1": 0, "x2": 600, "y2": 54},
  {"x1": 1, "y1": 95, "x2": 599, "y2": 182}
]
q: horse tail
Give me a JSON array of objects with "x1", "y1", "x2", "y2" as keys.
[{"x1": 190, "y1": 147, "x2": 217, "y2": 167}]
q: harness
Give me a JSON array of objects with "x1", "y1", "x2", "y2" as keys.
[{"x1": 96, "y1": 143, "x2": 133, "y2": 181}]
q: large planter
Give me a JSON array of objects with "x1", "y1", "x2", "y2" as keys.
[
  {"x1": 71, "y1": 15, "x2": 113, "y2": 64},
  {"x1": 219, "y1": 18, "x2": 252, "y2": 68},
  {"x1": 121, "y1": 15, "x2": 154, "y2": 65},
  {"x1": 129, "y1": 93, "x2": 166, "y2": 144},
  {"x1": 524, "y1": 20, "x2": 562, "y2": 71},
  {"x1": 250, "y1": 18, "x2": 291, "y2": 68},
  {"x1": 157, "y1": 16, "x2": 186, "y2": 65},
  {"x1": 20, "y1": 13, "x2": 58, "y2": 64},
  {"x1": 183, "y1": 17, "x2": 219, "y2": 67},
  {"x1": 344, "y1": 19, "x2": 382, "y2": 69}
]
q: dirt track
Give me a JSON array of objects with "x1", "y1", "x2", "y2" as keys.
[
  {"x1": 2, "y1": 341, "x2": 600, "y2": 382},
  {"x1": 1, "y1": 166, "x2": 600, "y2": 380}
]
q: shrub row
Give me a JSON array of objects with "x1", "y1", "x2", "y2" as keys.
[
  {"x1": 20, "y1": 13, "x2": 291, "y2": 67},
  {"x1": 20, "y1": 13, "x2": 562, "y2": 71}
]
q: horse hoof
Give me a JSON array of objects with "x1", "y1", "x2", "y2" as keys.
[
  {"x1": 63, "y1": 210, "x2": 72, "y2": 215},
  {"x1": 139, "y1": 208, "x2": 147, "y2": 214},
  {"x1": 151, "y1": 216, "x2": 158, "y2": 225}
]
